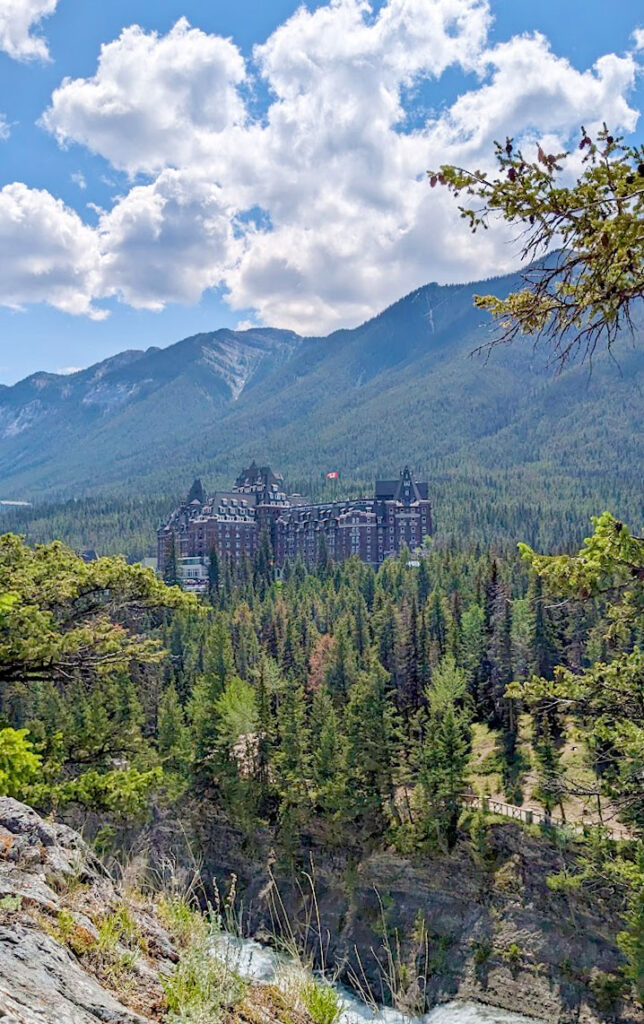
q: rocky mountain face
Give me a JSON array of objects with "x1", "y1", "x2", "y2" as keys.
[
  {"x1": 0, "y1": 272, "x2": 641, "y2": 503},
  {"x1": 0, "y1": 796, "x2": 168, "y2": 1022}
]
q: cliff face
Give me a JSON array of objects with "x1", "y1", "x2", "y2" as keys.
[
  {"x1": 4, "y1": 796, "x2": 639, "y2": 1024},
  {"x1": 0, "y1": 798, "x2": 310, "y2": 1024},
  {"x1": 0, "y1": 797, "x2": 162, "y2": 1022},
  {"x1": 183, "y1": 808, "x2": 642, "y2": 1024}
]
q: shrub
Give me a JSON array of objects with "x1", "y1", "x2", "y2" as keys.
[{"x1": 0, "y1": 728, "x2": 41, "y2": 798}]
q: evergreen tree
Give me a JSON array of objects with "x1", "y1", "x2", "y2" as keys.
[
  {"x1": 325, "y1": 622, "x2": 357, "y2": 698},
  {"x1": 343, "y1": 663, "x2": 398, "y2": 838},
  {"x1": 255, "y1": 530, "x2": 274, "y2": 596},
  {"x1": 158, "y1": 683, "x2": 192, "y2": 773},
  {"x1": 317, "y1": 532, "x2": 332, "y2": 579},
  {"x1": 208, "y1": 546, "x2": 221, "y2": 604},
  {"x1": 352, "y1": 594, "x2": 370, "y2": 668},
  {"x1": 163, "y1": 534, "x2": 179, "y2": 587},
  {"x1": 311, "y1": 687, "x2": 346, "y2": 835},
  {"x1": 274, "y1": 676, "x2": 311, "y2": 835},
  {"x1": 533, "y1": 721, "x2": 565, "y2": 819},
  {"x1": 418, "y1": 656, "x2": 471, "y2": 850},
  {"x1": 417, "y1": 558, "x2": 431, "y2": 606},
  {"x1": 529, "y1": 574, "x2": 558, "y2": 679},
  {"x1": 399, "y1": 600, "x2": 423, "y2": 717}
]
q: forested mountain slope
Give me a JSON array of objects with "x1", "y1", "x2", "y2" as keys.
[{"x1": 0, "y1": 268, "x2": 641, "y2": 551}]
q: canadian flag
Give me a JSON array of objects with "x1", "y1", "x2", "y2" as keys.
[{"x1": 326, "y1": 471, "x2": 339, "y2": 479}]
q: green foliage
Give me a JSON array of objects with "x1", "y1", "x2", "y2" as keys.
[
  {"x1": 417, "y1": 657, "x2": 471, "y2": 849},
  {"x1": 0, "y1": 894, "x2": 22, "y2": 913},
  {"x1": 432, "y1": 126, "x2": 644, "y2": 365},
  {"x1": 617, "y1": 847, "x2": 644, "y2": 1004},
  {"x1": 30, "y1": 766, "x2": 163, "y2": 819},
  {"x1": 511, "y1": 513, "x2": 644, "y2": 830},
  {"x1": 161, "y1": 903, "x2": 246, "y2": 1024},
  {"x1": 0, "y1": 532, "x2": 194, "y2": 691},
  {"x1": 0, "y1": 727, "x2": 41, "y2": 797},
  {"x1": 215, "y1": 677, "x2": 259, "y2": 749},
  {"x1": 299, "y1": 977, "x2": 343, "y2": 1024},
  {"x1": 343, "y1": 663, "x2": 397, "y2": 837}
]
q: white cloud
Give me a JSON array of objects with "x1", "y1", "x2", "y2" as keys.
[
  {"x1": 0, "y1": 183, "x2": 103, "y2": 317},
  {"x1": 71, "y1": 171, "x2": 86, "y2": 190},
  {"x1": 0, "y1": 115, "x2": 9, "y2": 141},
  {"x1": 97, "y1": 169, "x2": 241, "y2": 308},
  {"x1": 0, "y1": 0, "x2": 58, "y2": 61},
  {"x1": 56, "y1": 365, "x2": 83, "y2": 375},
  {"x1": 423, "y1": 34, "x2": 638, "y2": 158},
  {"x1": 9, "y1": 1, "x2": 643, "y2": 330},
  {"x1": 223, "y1": 14, "x2": 640, "y2": 331},
  {"x1": 633, "y1": 27, "x2": 644, "y2": 51},
  {"x1": 42, "y1": 17, "x2": 246, "y2": 175}
]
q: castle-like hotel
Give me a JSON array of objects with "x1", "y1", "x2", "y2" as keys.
[{"x1": 157, "y1": 462, "x2": 433, "y2": 590}]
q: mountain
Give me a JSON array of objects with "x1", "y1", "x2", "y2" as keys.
[{"x1": 0, "y1": 268, "x2": 642, "y2": 548}]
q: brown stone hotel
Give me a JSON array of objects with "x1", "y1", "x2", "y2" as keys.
[{"x1": 158, "y1": 462, "x2": 433, "y2": 590}]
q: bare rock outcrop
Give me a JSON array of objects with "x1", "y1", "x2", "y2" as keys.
[{"x1": 0, "y1": 797, "x2": 168, "y2": 1023}]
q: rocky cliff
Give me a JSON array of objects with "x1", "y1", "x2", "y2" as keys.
[
  {"x1": 2, "y1": 796, "x2": 641, "y2": 1024},
  {"x1": 0, "y1": 798, "x2": 311, "y2": 1024},
  {"x1": 184, "y1": 807, "x2": 643, "y2": 1024}
]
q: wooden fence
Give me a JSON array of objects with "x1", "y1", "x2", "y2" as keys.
[{"x1": 462, "y1": 793, "x2": 632, "y2": 841}]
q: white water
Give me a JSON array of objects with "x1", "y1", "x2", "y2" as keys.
[{"x1": 216, "y1": 933, "x2": 543, "y2": 1024}]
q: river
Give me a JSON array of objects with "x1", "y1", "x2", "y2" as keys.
[{"x1": 217, "y1": 933, "x2": 543, "y2": 1024}]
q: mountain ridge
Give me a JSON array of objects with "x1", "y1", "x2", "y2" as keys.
[{"x1": 0, "y1": 269, "x2": 641, "y2": 524}]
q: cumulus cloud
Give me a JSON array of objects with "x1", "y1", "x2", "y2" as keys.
[
  {"x1": 42, "y1": 17, "x2": 247, "y2": 175},
  {"x1": 424, "y1": 34, "x2": 638, "y2": 157},
  {"x1": 97, "y1": 169, "x2": 241, "y2": 308},
  {"x1": 0, "y1": 115, "x2": 10, "y2": 141},
  {"x1": 0, "y1": 0, "x2": 58, "y2": 61},
  {"x1": 0, "y1": 183, "x2": 103, "y2": 317},
  {"x1": 12, "y1": 1, "x2": 644, "y2": 329}
]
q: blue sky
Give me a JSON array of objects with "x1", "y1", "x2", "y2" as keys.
[{"x1": 0, "y1": 0, "x2": 642, "y2": 384}]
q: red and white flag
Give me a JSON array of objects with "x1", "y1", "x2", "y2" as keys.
[{"x1": 326, "y1": 471, "x2": 339, "y2": 479}]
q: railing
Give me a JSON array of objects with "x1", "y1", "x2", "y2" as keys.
[{"x1": 462, "y1": 793, "x2": 632, "y2": 841}]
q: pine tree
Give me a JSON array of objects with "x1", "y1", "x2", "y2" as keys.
[
  {"x1": 274, "y1": 676, "x2": 311, "y2": 835},
  {"x1": 163, "y1": 534, "x2": 179, "y2": 587},
  {"x1": 317, "y1": 533, "x2": 332, "y2": 579},
  {"x1": 255, "y1": 530, "x2": 274, "y2": 596},
  {"x1": 311, "y1": 687, "x2": 346, "y2": 834},
  {"x1": 208, "y1": 546, "x2": 220, "y2": 605},
  {"x1": 529, "y1": 574, "x2": 558, "y2": 679},
  {"x1": 417, "y1": 559, "x2": 431, "y2": 606},
  {"x1": 428, "y1": 588, "x2": 448, "y2": 662},
  {"x1": 533, "y1": 721, "x2": 565, "y2": 819},
  {"x1": 418, "y1": 656, "x2": 471, "y2": 850},
  {"x1": 352, "y1": 594, "x2": 370, "y2": 668},
  {"x1": 399, "y1": 600, "x2": 423, "y2": 717},
  {"x1": 343, "y1": 663, "x2": 397, "y2": 838},
  {"x1": 158, "y1": 683, "x2": 192, "y2": 773},
  {"x1": 325, "y1": 622, "x2": 357, "y2": 698}
]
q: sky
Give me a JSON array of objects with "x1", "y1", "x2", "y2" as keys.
[{"x1": 0, "y1": 0, "x2": 642, "y2": 384}]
